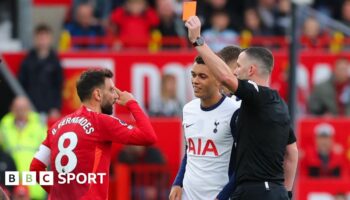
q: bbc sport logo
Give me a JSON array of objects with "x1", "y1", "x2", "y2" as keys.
[{"x1": 5, "y1": 171, "x2": 106, "y2": 186}]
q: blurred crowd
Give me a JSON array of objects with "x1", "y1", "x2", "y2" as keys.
[{"x1": 54, "y1": 0, "x2": 350, "y2": 51}]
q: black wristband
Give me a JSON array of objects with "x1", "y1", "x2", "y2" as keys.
[{"x1": 288, "y1": 191, "x2": 293, "y2": 199}]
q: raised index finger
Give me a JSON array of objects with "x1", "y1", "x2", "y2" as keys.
[{"x1": 115, "y1": 87, "x2": 122, "y2": 95}]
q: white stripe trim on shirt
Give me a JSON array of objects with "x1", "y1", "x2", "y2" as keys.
[{"x1": 34, "y1": 145, "x2": 51, "y2": 166}]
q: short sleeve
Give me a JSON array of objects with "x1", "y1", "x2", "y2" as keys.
[
  {"x1": 288, "y1": 126, "x2": 297, "y2": 144},
  {"x1": 235, "y1": 79, "x2": 262, "y2": 105}
]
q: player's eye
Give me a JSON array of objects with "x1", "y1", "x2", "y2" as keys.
[{"x1": 199, "y1": 74, "x2": 207, "y2": 79}]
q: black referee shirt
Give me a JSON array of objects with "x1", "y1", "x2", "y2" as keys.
[{"x1": 234, "y1": 79, "x2": 296, "y2": 185}]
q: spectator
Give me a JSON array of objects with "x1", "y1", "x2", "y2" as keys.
[
  {"x1": 155, "y1": 0, "x2": 185, "y2": 49},
  {"x1": 300, "y1": 16, "x2": 329, "y2": 49},
  {"x1": 110, "y1": 0, "x2": 159, "y2": 49},
  {"x1": 202, "y1": 10, "x2": 239, "y2": 52},
  {"x1": 73, "y1": 0, "x2": 112, "y2": 23},
  {"x1": 242, "y1": 8, "x2": 270, "y2": 36},
  {"x1": 301, "y1": 123, "x2": 346, "y2": 178},
  {"x1": 0, "y1": 96, "x2": 46, "y2": 199},
  {"x1": 274, "y1": 0, "x2": 291, "y2": 36},
  {"x1": 256, "y1": 0, "x2": 277, "y2": 35},
  {"x1": 197, "y1": 0, "x2": 238, "y2": 31},
  {"x1": 308, "y1": 58, "x2": 350, "y2": 116},
  {"x1": 18, "y1": 24, "x2": 63, "y2": 118},
  {"x1": 340, "y1": 0, "x2": 350, "y2": 27},
  {"x1": 65, "y1": 3, "x2": 106, "y2": 49},
  {"x1": 149, "y1": 74, "x2": 182, "y2": 117}
]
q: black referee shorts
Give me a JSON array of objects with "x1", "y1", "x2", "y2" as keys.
[{"x1": 230, "y1": 181, "x2": 289, "y2": 200}]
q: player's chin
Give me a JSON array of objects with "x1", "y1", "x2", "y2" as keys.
[{"x1": 193, "y1": 91, "x2": 202, "y2": 98}]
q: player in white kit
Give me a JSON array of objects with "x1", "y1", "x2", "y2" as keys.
[{"x1": 169, "y1": 55, "x2": 240, "y2": 200}]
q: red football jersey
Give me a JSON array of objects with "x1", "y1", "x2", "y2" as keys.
[{"x1": 30, "y1": 100, "x2": 157, "y2": 200}]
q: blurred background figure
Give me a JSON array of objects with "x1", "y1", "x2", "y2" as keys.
[
  {"x1": 149, "y1": 74, "x2": 182, "y2": 117},
  {"x1": 18, "y1": 24, "x2": 63, "y2": 120},
  {"x1": 308, "y1": 58, "x2": 350, "y2": 116},
  {"x1": 64, "y1": 2, "x2": 106, "y2": 49},
  {"x1": 197, "y1": 0, "x2": 237, "y2": 31},
  {"x1": 334, "y1": 193, "x2": 347, "y2": 200},
  {"x1": 274, "y1": 0, "x2": 291, "y2": 36},
  {"x1": 256, "y1": 0, "x2": 276, "y2": 35},
  {"x1": 242, "y1": 8, "x2": 269, "y2": 36},
  {"x1": 110, "y1": 0, "x2": 159, "y2": 49},
  {"x1": 72, "y1": 0, "x2": 112, "y2": 25},
  {"x1": 340, "y1": 0, "x2": 350, "y2": 27},
  {"x1": 0, "y1": 96, "x2": 46, "y2": 199},
  {"x1": 301, "y1": 123, "x2": 346, "y2": 178},
  {"x1": 155, "y1": 0, "x2": 185, "y2": 49},
  {"x1": 300, "y1": 16, "x2": 329, "y2": 49},
  {"x1": 202, "y1": 10, "x2": 239, "y2": 52}
]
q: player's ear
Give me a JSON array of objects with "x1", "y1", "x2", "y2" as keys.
[{"x1": 93, "y1": 88, "x2": 102, "y2": 102}]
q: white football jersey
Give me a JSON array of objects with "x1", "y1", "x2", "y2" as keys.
[{"x1": 182, "y1": 96, "x2": 240, "y2": 200}]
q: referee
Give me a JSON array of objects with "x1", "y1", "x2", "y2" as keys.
[{"x1": 185, "y1": 16, "x2": 298, "y2": 200}]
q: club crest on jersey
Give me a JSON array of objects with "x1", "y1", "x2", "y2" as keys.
[{"x1": 213, "y1": 120, "x2": 219, "y2": 133}]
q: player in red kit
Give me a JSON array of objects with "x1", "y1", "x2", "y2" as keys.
[{"x1": 30, "y1": 69, "x2": 157, "y2": 200}]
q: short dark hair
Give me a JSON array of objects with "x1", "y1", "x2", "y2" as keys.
[
  {"x1": 34, "y1": 24, "x2": 52, "y2": 34},
  {"x1": 76, "y1": 69, "x2": 113, "y2": 102},
  {"x1": 218, "y1": 46, "x2": 241, "y2": 64},
  {"x1": 194, "y1": 56, "x2": 205, "y2": 64},
  {"x1": 243, "y1": 47, "x2": 274, "y2": 74},
  {"x1": 195, "y1": 53, "x2": 225, "y2": 65}
]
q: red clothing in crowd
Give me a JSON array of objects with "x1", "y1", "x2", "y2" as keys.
[
  {"x1": 301, "y1": 147, "x2": 346, "y2": 178},
  {"x1": 110, "y1": 8, "x2": 159, "y2": 48}
]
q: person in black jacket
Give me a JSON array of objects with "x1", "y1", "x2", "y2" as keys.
[
  {"x1": 185, "y1": 16, "x2": 298, "y2": 200},
  {"x1": 18, "y1": 24, "x2": 63, "y2": 118}
]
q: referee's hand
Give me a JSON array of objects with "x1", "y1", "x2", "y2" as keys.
[
  {"x1": 185, "y1": 16, "x2": 202, "y2": 43},
  {"x1": 169, "y1": 186, "x2": 182, "y2": 200}
]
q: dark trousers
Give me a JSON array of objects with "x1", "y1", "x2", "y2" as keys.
[{"x1": 231, "y1": 181, "x2": 289, "y2": 200}]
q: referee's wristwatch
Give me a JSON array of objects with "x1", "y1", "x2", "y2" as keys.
[{"x1": 192, "y1": 36, "x2": 205, "y2": 47}]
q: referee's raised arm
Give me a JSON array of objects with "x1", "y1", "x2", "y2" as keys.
[
  {"x1": 185, "y1": 15, "x2": 298, "y2": 200},
  {"x1": 185, "y1": 16, "x2": 239, "y2": 93}
]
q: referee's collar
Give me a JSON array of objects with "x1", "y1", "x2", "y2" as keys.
[{"x1": 200, "y1": 95, "x2": 226, "y2": 111}]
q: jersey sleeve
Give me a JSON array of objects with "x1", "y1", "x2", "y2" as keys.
[
  {"x1": 33, "y1": 131, "x2": 51, "y2": 167},
  {"x1": 172, "y1": 150, "x2": 187, "y2": 187},
  {"x1": 288, "y1": 126, "x2": 297, "y2": 144},
  {"x1": 98, "y1": 100, "x2": 157, "y2": 145},
  {"x1": 235, "y1": 79, "x2": 262, "y2": 105},
  {"x1": 30, "y1": 131, "x2": 51, "y2": 193}
]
